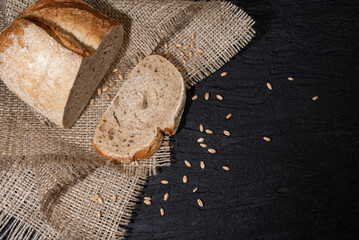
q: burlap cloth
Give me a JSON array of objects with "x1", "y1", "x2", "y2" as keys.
[{"x1": 0, "y1": 0, "x2": 255, "y2": 239}]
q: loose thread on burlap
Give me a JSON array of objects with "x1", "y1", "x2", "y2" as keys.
[{"x1": 0, "y1": 212, "x2": 42, "y2": 240}]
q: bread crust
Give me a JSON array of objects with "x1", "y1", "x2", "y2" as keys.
[
  {"x1": 93, "y1": 128, "x2": 164, "y2": 161},
  {"x1": 19, "y1": 0, "x2": 121, "y2": 50}
]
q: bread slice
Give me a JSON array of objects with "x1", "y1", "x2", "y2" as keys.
[
  {"x1": 93, "y1": 55, "x2": 186, "y2": 162},
  {"x1": 0, "y1": 0, "x2": 124, "y2": 129}
]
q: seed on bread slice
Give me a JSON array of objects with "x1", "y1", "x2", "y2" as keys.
[{"x1": 93, "y1": 55, "x2": 186, "y2": 162}]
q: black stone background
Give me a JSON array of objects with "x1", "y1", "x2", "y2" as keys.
[
  {"x1": 1, "y1": 0, "x2": 358, "y2": 239},
  {"x1": 126, "y1": 0, "x2": 359, "y2": 239}
]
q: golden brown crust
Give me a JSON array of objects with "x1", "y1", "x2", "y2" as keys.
[
  {"x1": 132, "y1": 129, "x2": 164, "y2": 160},
  {"x1": 25, "y1": 17, "x2": 91, "y2": 57},
  {"x1": 162, "y1": 126, "x2": 175, "y2": 136},
  {"x1": 19, "y1": 0, "x2": 121, "y2": 51},
  {"x1": 93, "y1": 128, "x2": 164, "y2": 163}
]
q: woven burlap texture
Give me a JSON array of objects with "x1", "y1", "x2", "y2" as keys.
[{"x1": 0, "y1": 0, "x2": 255, "y2": 239}]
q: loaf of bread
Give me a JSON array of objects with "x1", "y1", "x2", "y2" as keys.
[
  {"x1": 93, "y1": 55, "x2": 186, "y2": 163},
  {"x1": 0, "y1": 0, "x2": 124, "y2": 129}
]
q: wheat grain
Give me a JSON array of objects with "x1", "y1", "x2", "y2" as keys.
[
  {"x1": 208, "y1": 148, "x2": 216, "y2": 154},
  {"x1": 205, "y1": 93, "x2": 210, "y2": 100},
  {"x1": 263, "y1": 136, "x2": 271, "y2": 142},
  {"x1": 161, "y1": 180, "x2": 169, "y2": 185},
  {"x1": 216, "y1": 94, "x2": 223, "y2": 100},
  {"x1": 222, "y1": 166, "x2": 230, "y2": 171},
  {"x1": 221, "y1": 72, "x2": 228, "y2": 77}
]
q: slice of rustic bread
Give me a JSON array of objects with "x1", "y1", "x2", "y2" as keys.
[{"x1": 93, "y1": 55, "x2": 186, "y2": 162}]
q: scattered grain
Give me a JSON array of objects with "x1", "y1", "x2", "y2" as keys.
[
  {"x1": 97, "y1": 88, "x2": 102, "y2": 95},
  {"x1": 199, "y1": 124, "x2": 204, "y2": 132},
  {"x1": 226, "y1": 113, "x2": 232, "y2": 119},
  {"x1": 164, "y1": 193, "x2": 169, "y2": 201},
  {"x1": 102, "y1": 86, "x2": 109, "y2": 92},
  {"x1": 263, "y1": 136, "x2": 271, "y2": 142},
  {"x1": 98, "y1": 197, "x2": 104, "y2": 204},
  {"x1": 205, "y1": 92, "x2": 210, "y2": 100},
  {"x1": 105, "y1": 94, "x2": 111, "y2": 101},
  {"x1": 312, "y1": 96, "x2": 319, "y2": 101},
  {"x1": 183, "y1": 175, "x2": 188, "y2": 183},
  {"x1": 92, "y1": 194, "x2": 99, "y2": 201},
  {"x1": 220, "y1": 72, "x2": 228, "y2": 77},
  {"x1": 181, "y1": 58, "x2": 187, "y2": 64},
  {"x1": 128, "y1": 73, "x2": 131, "y2": 78},
  {"x1": 197, "y1": 48, "x2": 204, "y2": 54},
  {"x1": 164, "y1": 42, "x2": 168, "y2": 48},
  {"x1": 191, "y1": 34, "x2": 196, "y2": 40},
  {"x1": 188, "y1": 50, "x2": 193, "y2": 57},
  {"x1": 161, "y1": 180, "x2": 169, "y2": 185},
  {"x1": 208, "y1": 148, "x2": 216, "y2": 154},
  {"x1": 216, "y1": 94, "x2": 223, "y2": 100},
  {"x1": 193, "y1": 187, "x2": 198, "y2": 193},
  {"x1": 97, "y1": 211, "x2": 102, "y2": 218},
  {"x1": 179, "y1": 51, "x2": 185, "y2": 56},
  {"x1": 184, "y1": 160, "x2": 192, "y2": 167},
  {"x1": 109, "y1": 81, "x2": 115, "y2": 87},
  {"x1": 288, "y1": 77, "x2": 294, "y2": 81},
  {"x1": 160, "y1": 208, "x2": 165, "y2": 216},
  {"x1": 144, "y1": 200, "x2": 152, "y2": 205},
  {"x1": 197, "y1": 199, "x2": 203, "y2": 207},
  {"x1": 190, "y1": 41, "x2": 195, "y2": 48},
  {"x1": 222, "y1": 166, "x2": 230, "y2": 171},
  {"x1": 197, "y1": 137, "x2": 204, "y2": 143},
  {"x1": 192, "y1": 95, "x2": 198, "y2": 100},
  {"x1": 266, "y1": 82, "x2": 273, "y2": 90},
  {"x1": 112, "y1": 68, "x2": 118, "y2": 73},
  {"x1": 176, "y1": 43, "x2": 183, "y2": 48},
  {"x1": 223, "y1": 130, "x2": 231, "y2": 136},
  {"x1": 205, "y1": 129, "x2": 213, "y2": 134},
  {"x1": 90, "y1": 99, "x2": 95, "y2": 105},
  {"x1": 119, "y1": 74, "x2": 124, "y2": 81},
  {"x1": 200, "y1": 161, "x2": 205, "y2": 169},
  {"x1": 112, "y1": 195, "x2": 117, "y2": 202},
  {"x1": 144, "y1": 197, "x2": 152, "y2": 201},
  {"x1": 183, "y1": 45, "x2": 189, "y2": 50},
  {"x1": 200, "y1": 143, "x2": 207, "y2": 148}
]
